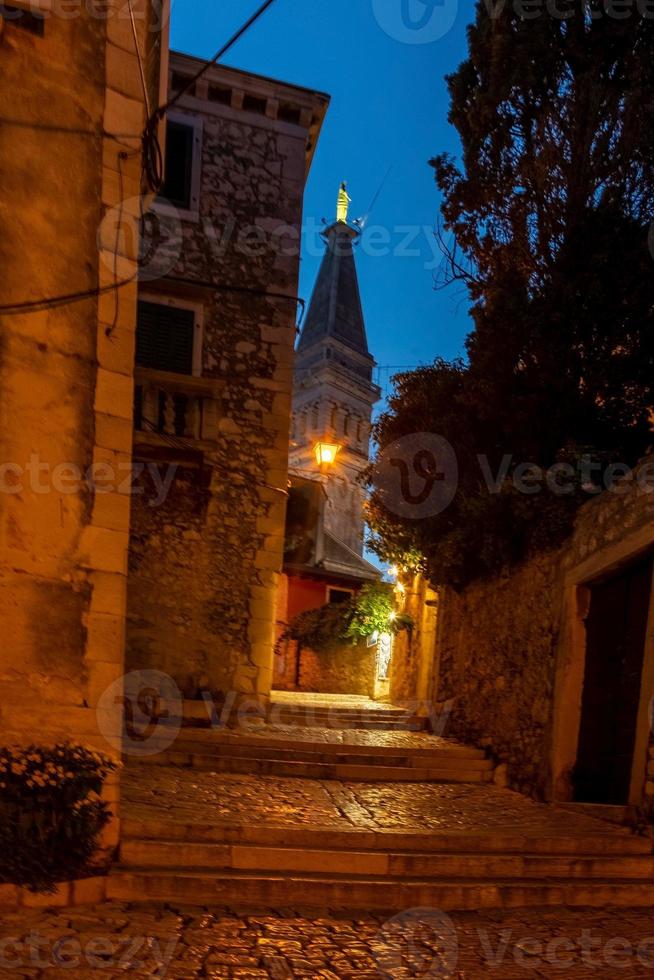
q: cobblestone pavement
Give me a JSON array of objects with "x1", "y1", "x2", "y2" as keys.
[
  {"x1": 2, "y1": 902, "x2": 654, "y2": 978},
  {"x1": 123, "y1": 766, "x2": 636, "y2": 840}
]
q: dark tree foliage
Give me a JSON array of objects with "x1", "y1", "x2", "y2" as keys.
[{"x1": 369, "y1": 5, "x2": 654, "y2": 588}]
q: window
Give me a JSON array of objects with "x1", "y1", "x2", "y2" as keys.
[
  {"x1": 278, "y1": 104, "x2": 301, "y2": 126},
  {"x1": 171, "y1": 72, "x2": 196, "y2": 97},
  {"x1": 328, "y1": 588, "x2": 354, "y2": 605},
  {"x1": 243, "y1": 94, "x2": 267, "y2": 116},
  {"x1": 136, "y1": 301, "x2": 196, "y2": 375},
  {"x1": 157, "y1": 114, "x2": 202, "y2": 217},
  {"x1": 161, "y1": 121, "x2": 193, "y2": 210},
  {"x1": 209, "y1": 85, "x2": 232, "y2": 106}
]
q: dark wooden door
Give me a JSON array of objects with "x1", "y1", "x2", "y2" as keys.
[{"x1": 574, "y1": 555, "x2": 653, "y2": 805}]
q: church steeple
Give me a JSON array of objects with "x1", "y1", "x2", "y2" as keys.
[
  {"x1": 290, "y1": 184, "x2": 380, "y2": 556},
  {"x1": 297, "y1": 201, "x2": 371, "y2": 366}
]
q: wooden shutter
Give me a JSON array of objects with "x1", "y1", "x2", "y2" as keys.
[{"x1": 136, "y1": 301, "x2": 195, "y2": 375}]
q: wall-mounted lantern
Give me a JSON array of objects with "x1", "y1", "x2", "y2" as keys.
[{"x1": 314, "y1": 441, "x2": 341, "y2": 468}]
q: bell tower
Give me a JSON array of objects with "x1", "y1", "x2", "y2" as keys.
[{"x1": 290, "y1": 184, "x2": 381, "y2": 556}]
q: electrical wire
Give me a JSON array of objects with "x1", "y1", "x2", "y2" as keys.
[
  {"x1": 0, "y1": 118, "x2": 143, "y2": 141},
  {"x1": 1, "y1": 0, "x2": 285, "y2": 313},
  {"x1": 127, "y1": 0, "x2": 151, "y2": 118},
  {"x1": 163, "y1": 0, "x2": 278, "y2": 115},
  {"x1": 0, "y1": 273, "x2": 305, "y2": 319},
  {"x1": 163, "y1": 275, "x2": 306, "y2": 323},
  {"x1": 0, "y1": 279, "x2": 137, "y2": 317},
  {"x1": 142, "y1": 0, "x2": 279, "y2": 192}
]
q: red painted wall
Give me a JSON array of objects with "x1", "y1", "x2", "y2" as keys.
[{"x1": 286, "y1": 576, "x2": 329, "y2": 620}]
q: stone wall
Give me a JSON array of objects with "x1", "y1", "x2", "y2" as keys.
[
  {"x1": 435, "y1": 465, "x2": 654, "y2": 803},
  {"x1": 126, "y1": 58, "x2": 327, "y2": 703},
  {"x1": 390, "y1": 575, "x2": 438, "y2": 711},
  {"x1": 0, "y1": 3, "x2": 166, "y2": 842},
  {"x1": 274, "y1": 639, "x2": 377, "y2": 697},
  {"x1": 436, "y1": 550, "x2": 562, "y2": 798}
]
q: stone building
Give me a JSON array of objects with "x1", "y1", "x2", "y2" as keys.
[
  {"x1": 289, "y1": 211, "x2": 381, "y2": 554},
  {"x1": 0, "y1": 0, "x2": 169, "y2": 843},
  {"x1": 274, "y1": 201, "x2": 383, "y2": 694},
  {"x1": 126, "y1": 51, "x2": 329, "y2": 703},
  {"x1": 431, "y1": 461, "x2": 654, "y2": 818}
]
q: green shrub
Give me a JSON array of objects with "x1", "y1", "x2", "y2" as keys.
[
  {"x1": 277, "y1": 583, "x2": 413, "y2": 656},
  {"x1": 0, "y1": 742, "x2": 119, "y2": 892}
]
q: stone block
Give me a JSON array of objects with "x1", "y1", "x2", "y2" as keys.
[
  {"x1": 80, "y1": 526, "x2": 129, "y2": 575},
  {"x1": 89, "y1": 570, "x2": 128, "y2": 617},
  {"x1": 94, "y1": 368, "x2": 134, "y2": 422},
  {"x1": 72, "y1": 876, "x2": 107, "y2": 906},
  {"x1": 85, "y1": 611, "x2": 126, "y2": 664},
  {"x1": 97, "y1": 315, "x2": 137, "y2": 376},
  {"x1": 88, "y1": 659, "x2": 124, "y2": 707},
  {"x1": 91, "y1": 490, "x2": 132, "y2": 534},
  {"x1": 103, "y1": 88, "x2": 144, "y2": 140},
  {"x1": 106, "y1": 41, "x2": 143, "y2": 102},
  {"x1": 95, "y1": 412, "x2": 134, "y2": 454},
  {"x1": 23, "y1": 882, "x2": 71, "y2": 908}
]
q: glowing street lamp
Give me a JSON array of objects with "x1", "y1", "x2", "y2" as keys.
[{"x1": 314, "y1": 441, "x2": 341, "y2": 468}]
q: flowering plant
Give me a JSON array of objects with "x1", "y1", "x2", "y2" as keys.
[{"x1": 0, "y1": 742, "x2": 119, "y2": 892}]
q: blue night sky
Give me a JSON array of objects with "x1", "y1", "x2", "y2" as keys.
[{"x1": 170, "y1": 0, "x2": 474, "y2": 403}]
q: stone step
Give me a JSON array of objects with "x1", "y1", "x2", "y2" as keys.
[
  {"x1": 157, "y1": 700, "x2": 427, "y2": 732},
  {"x1": 120, "y1": 838, "x2": 654, "y2": 880},
  {"x1": 107, "y1": 868, "x2": 654, "y2": 911},
  {"x1": 148, "y1": 742, "x2": 492, "y2": 769},
  {"x1": 267, "y1": 712, "x2": 427, "y2": 732},
  {"x1": 147, "y1": 732, "x2": 486, "y2": 761},
  {"x1": 144, "y1": 751, "x2": 492, "y2": 782},
  {"x1": 557, "y1": 802, "x2": 639, "y2": 827},
  {"x1": 122, "y1": 817, "x2": 653, "y2": 856}
]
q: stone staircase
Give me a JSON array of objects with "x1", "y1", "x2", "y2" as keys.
[
  {"x1": 143, "y1": 729, "x2": 493, "y2": 783},
  {"x1": 160, "y1": 694, "x2": 430, "y2": 732},
  {"x1": 110, "y1": 815, "x2": 654, "y2": 911},
  {"x1": 111, "y1": 693, "x2": 654, "y2": 911},
  {"x1": 140, "y1": 693, "x2": 482, "y2": 782}
]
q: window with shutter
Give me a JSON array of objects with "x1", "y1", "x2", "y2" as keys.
[{"x1": 136, "y1": 301, "x2": 195, "y2": 375}]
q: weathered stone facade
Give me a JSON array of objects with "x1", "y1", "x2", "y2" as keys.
[
  {"x1": 435, "y1": 464, "x2": 654, "y2": 808},
  {"x1": 126, "y1": 53, "x2": 328, "y2": 702},
  {"x1": 0, "y1": 0, "x2": 169, "y2": 842},
  {"x1": 390, "y1": 575, "x2": 438, "y2": 711},
  {"x1": 275, "y1": 639, "x2": 377, "y2": 697},
  {"x1": 435, "y1": 551, "x2": 560, "y2": 799}
]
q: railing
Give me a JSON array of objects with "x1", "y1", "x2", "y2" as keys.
[{"x1": 134, "y1": 367, "x2": 224, "y2": 444}]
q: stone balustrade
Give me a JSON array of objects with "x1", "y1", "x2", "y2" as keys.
[{"x1": 134, "y1": 367, "x2": 224, "y2": 445}]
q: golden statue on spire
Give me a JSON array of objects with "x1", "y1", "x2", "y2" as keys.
[{"x1": 336, "y1": 181, "x2": 351, "y2": 224}]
